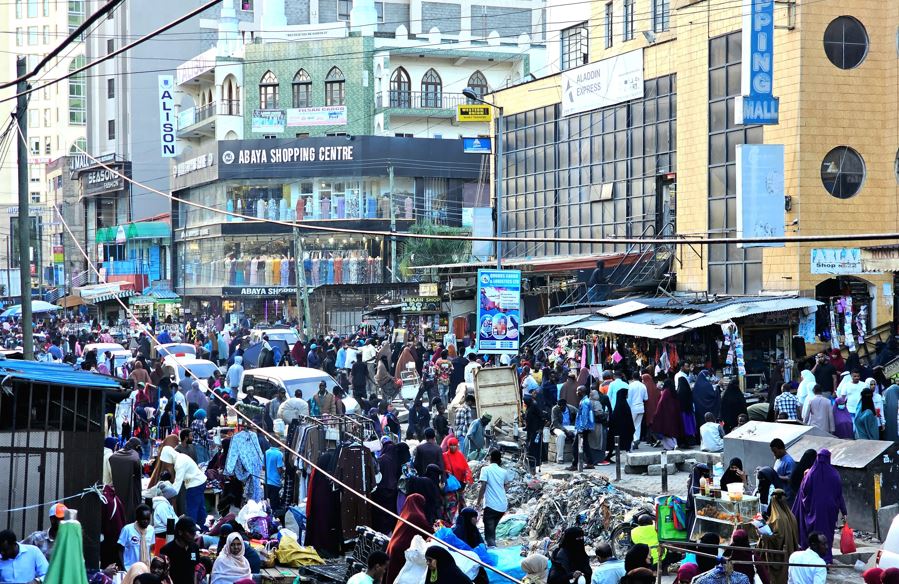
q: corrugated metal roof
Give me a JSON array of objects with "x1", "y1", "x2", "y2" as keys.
[
  {"x1": 524, "y1": 314, "x2": 592, "y2": 327},
  {"x1": 580, "y1": 319, "x2": 688, "y2": 340},
  {"x1": 788, "y1": 434, "x2": 893, "y2": 469},
  {"x1": 0, "y1": 360, "x2": 123, "y2": 389},
  {"x1": 617, "y1": 311, "x2": 688, "y2": 326},
  {"x1": 683, "y1": 298, "x2": 822, "y2": 329},
  {"x1": 598, "y1": 301, "x2": 648, "y2": 318}
]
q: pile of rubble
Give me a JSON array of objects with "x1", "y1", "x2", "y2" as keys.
[{"x1": 469, "y1": 459, "x2": 543, "y2": 509}]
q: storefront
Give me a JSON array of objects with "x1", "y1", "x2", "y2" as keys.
[
  {"x1": 95, "y1": 221, "x2": 171, "y2": 288},
  {"x1": 172, "y1": 136, "x2": 484, "y2": 323},
  {"x1": 75, "y1": 159, "x2": 133, "y2": 271}
]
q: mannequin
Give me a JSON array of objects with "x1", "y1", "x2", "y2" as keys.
[
  {"x1": 378, "y1": 194, "x2": 390, "y2": 218},
  {"x1": 268, "y1": 194, "x2": 278, "y2": 221},
  {"x1": 235, "y1": 197, "x2": 244, "y2": 222},
  {"x1": 335, "y1": 194, "x2": 345, "y2": 219},
  {"x1": 296, "y1": 197, "x2": 306, "y2": 221},
  {"x1": 256, "y1": 197, "x2": 267, "y2": 219},
  {"x1": 249, "y1": 256, "x2": 258, "y2": 285},
  {"x1": 321, "y1": 195, "x2": 331, "y2": 219},
  {"x1": 279, "y1": 254, "x2": 289, "y2": 286},
  {"x1": 404, "y1": 196, "x2": 413, "y2": 219},
  {"x1": 334, "y1": 253, "x2": 343, "y2": 285},
  {"x1": 278, "y1": 194, "x2": 287, "y2": 222},
  {"x1": 226, "y1": 197, "x2": 234, "y2": 221}
]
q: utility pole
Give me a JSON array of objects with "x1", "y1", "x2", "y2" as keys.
[
  {"x1": 15, "y1": 56, "x2": 33, "y2": 360},
  {"x1": 293, "y1": 227, "x2": 312, "y2": 341},
  {"x1": 388, "y1": 164, "x2": 396, "y2": 282}
]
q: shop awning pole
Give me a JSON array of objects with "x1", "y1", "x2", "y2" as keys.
[{"x1": 294, "y1": 226, "x2": 312, "y2": 340}]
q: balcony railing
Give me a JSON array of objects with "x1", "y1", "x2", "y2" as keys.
[
  {"x1": 378, "y1": 91, "x2": 470, "y2": 110},
  {"x1": 177, "y1": 100, "x2": 242, "y2": 131}
]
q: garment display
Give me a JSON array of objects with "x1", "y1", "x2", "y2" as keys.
[
  {"x1": 334, "y1": 443, "x2": 378, "y2": 539},
  {"x1": 224, "y1": 430, "x2": 265, "y2": 503}
]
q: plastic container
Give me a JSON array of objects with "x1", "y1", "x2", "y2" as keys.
[{"x1": 727, "y1": 482, "x2": 745, "y2": 501}]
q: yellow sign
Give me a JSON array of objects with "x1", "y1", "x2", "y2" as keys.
[
  {"x1": 456, "y1": 104, "x2": 492, "y2": 122},
  {"x1": 419, "y1": 283, "x2": 438, "y2": 296}
]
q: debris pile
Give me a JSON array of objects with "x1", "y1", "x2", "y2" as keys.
[{"x1": 469, "y1": 459, "x2": 543, "y2": 509}]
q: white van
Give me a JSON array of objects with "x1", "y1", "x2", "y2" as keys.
[{"x1": 239, "y1": 366, "x2": 359, "y2": 413}]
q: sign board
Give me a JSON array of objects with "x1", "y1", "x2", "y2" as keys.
[
  {"x1": 561, "y1": 49, "x2": 644, "y2": 117},
  {"x1": 402, "y1": 296, "x2": 441, "y2": 314},
  {"x1": 157, "y1": 75, "x2": 176, "y2": 157},
  {"x1": 456, "y1": 105, "x2": 492, "y2": 123},
  {"x1": 810, "y1": 248, "x2": 874, "y2": 275},
  {"x1": 176, "y1": 47, "x2": 216, "y2": 85},
  {"x1": 52, "y1": 245, "x2": 64, "y2": 264},
  {"x1": 172, "y1": 153, "x2": 215, "y2": 179},
  {"x1": 287, "y1": 106, "x2": 347, "y2": 127},
  {"x1": 252, "y1": 109, "x2": 286, "y2": 133},
  {"x1": 883, "y1": 356, "x2": 899, "y2": 380},
  {"x1": 223, "y1": 286, "x2": 303, "y2": 297},
  {"x1": 418, "y1": 283, "x2": 438, "y2": 296},
  {"x1": 463, "y1": 137, "x2": 492, "y2": 153},
  {"x1": 115, "y1": 225, "x2": 127, "y2": 244},
  {"x1": 735, "y1": 0, "x2": 779, "y2": 124},
  {"x1": 735, "y1": 144, "x2": 784, "y2": 248},
  {"x1": 81, "y1": 165, "x2": 126, "y2": 196},
  {"x1": 476, "y1": 269, "x2": 521, "y2": 354}
]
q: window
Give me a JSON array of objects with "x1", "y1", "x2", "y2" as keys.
[
  {"x1": 241, "y1": 0, "x2": 253, "y2": 8},
  {"x1": 30, "y1": 140, "x2": 39, "y2": 155},
  {"x1": 43, "y1": 137, "x2": 51, "y2": 155},
  {"x1": 338, "y1": 0, "x2": 352, "y2": 21},
  {"x1": 622, "y1": 0, "x2": 634, "y2": 41},
  {"x1": 823, "y1": 16, "x2": 868, "y2": 69},
  {"x1": 325, "y1": 67, "x2": 345, "y2": 106},
  {"x1": 561, "y1": 23, "x2": 588, "y2": 71},
  {"x1": 604, "y1": 3, "x2": 613, "y2": 48},
  {"x1": 821, "y1": 146, "x2": 865, "y2": 198},
  {"x1": 43, "y1": 0, "x2": 49, "y2": 16},
  {"x1": 28, "y1": 27, "x2": 38, "y2": 45},
  {"x1": 262, "y1": 134, "x2": 277, "y2": 140},
  {"x1": 107, "y1": 78, "x2": 114, "y2": 98},
  {"x1": 375, "y1": 1, "x2": 384, "y2": 22},
  {"x1": 43, "y1": 109, "x2": 50, "y2": 127},
  {"x1": 16, "y1": 29, "x2": 23, "y2": 47},
  {"x1": 107, "y1": 39, "x2": 114, "y2": 54},
  {"x1": 291, "y1": 69, "x2": 311, "y2": 108},
  {"x1": 68, "y1": 56, "x2": 86, "y2": 125},
  {"x1": 389, "y1": 67, "x2": 411, "y2": 107},
  {"x1": 68, "y1": 1, "x2": 84, "y2": 33},
  {"x1": 30, "y1": 192, "x2": 41, "y2": 204},
  {"x1": 295, "y1": 133, "x2": 310, "y2": 139},
  {"x1": 421, "y1": 68, "x2": 442, "y2": 108},
  {"x1": 28, "y1": 110, "x2": 38, "y2": 127},
  {"x1": 16, "y1": 0, "x2": 22, "y2": 18},
  {"x1": 259, "y1": 70, "x2": 279, "y2": 109},
  {"x1": 27, "y1": 0, "x2": 37, "y2": 17},
  {"x1": 43, "y1": 26, "x2": 49, "y2": 45},
  {"x1": 395, "y1": 133, "x2": 414, "y2": 138},
  {"x1": 107, "y1": 119, "x2": 115, "y2": 140},
  {"x1": 466, "y1": 71, "x2": 488, "y2": 102},
  {"x1": 652, "y1": 0, "x2": 669, "y2": 33}
]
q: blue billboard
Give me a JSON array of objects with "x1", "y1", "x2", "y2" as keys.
[
  {"x1": 476, "y1": 269, "x2": 521, "y2": 354},
  {"x1": 735, "y1": 0, "x2": 779, "y2": 125},
  {"x1": 736, "y1": 144, "x2": 785, "y2": 248}
]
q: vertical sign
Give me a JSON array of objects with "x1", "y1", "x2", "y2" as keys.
[
  {"x1": 735, "y1": 0, "x2": 779, "y2": 124},
  {"x1": 158, "y1": 75, "x2": 176, "y2": 157},
  {"x1": 476, "y1": 269, "x2": 521, "y2": 354},
  {"x1": 736, "y1": 144, "x2": 784, "y2": 248}
]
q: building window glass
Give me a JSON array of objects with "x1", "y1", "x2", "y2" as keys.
[
  {"x1": 292, "y1": 69, "x2": 311, "y2": 108},
  {"x1": 623, "y1": 0, "x2": 634, "y2": 41},
  {"x1": 27, "y1": 0, "x2": 37, "y2": 17},
  {"x1": 259, "y1": 70, "x2": 279, "y2": 109},
  {"x1": 16, "y1": 0, "x2": 22, "y2": 18},
  {"x1": 375, "y1": 2, "x2": 384, "y2": 22},
  {"x1": 708, "y1": 31, "x2": 763, "y2": 295},
  {"x1": 652, "y1": 0, "x2": 669, "y2": 33},
  {"x1": 16, "y1": 29, "x2": 23, "y2": 47},
  {"x1": 823, "y1": 16, "x2": 868, "y2": 70},
  {"x1": 389, "y1": 67, "x2": 411, "y2": 108},
  {"x1": 43, "y1": 26, "x2": 49, "y2": 45},
  {"x1": 107, "y1": 78, "x2": 115, "y2": 99},
  {"x1": 338, "y1": 0, "x2": 351, "y2": 20},
  {"x1": 31, "y1": 192, "x2": 41, "y2": 204},
  {"x1": 604, "y1": 2, "x2": 613, "y2": 48},
  {"x1": 241, "y1": 0, "x2": 253, "y2": 9},
  {"x1": 28, "y1": 27, "x2": 38, "y2": 45},
  {"x1": 325, "y1": 67, "x2": 345, "y2": 106},
  {"x1": 421, "y1": 68, "x2": 442, "y2": 108},
  {"x1": 821, "y1": 146, "x2": 865, "y2": 199},
  {"x1": 43, "y1": 137, "x2": 51, "y2": 155},
  {"x1": 68, "y1": 56, "x2": 86, "y2": 125},
  {"x1": 107, "y1": 39, "x2": 114, "y2": 54},
  {"x1": 107, "y1": 119, "x2": 115, "y2": 140},
  {"x1": 43, "y1": 0, "x2": 49, "y2": 16},
  {"x1": 68, "y1": 1, "x2": 84, "y2": 33},
  {"x1": 561, "y1": 23, "x2": 587, "y2": 71},
  {"x1": 466, "y1": 71, "x2": 488, "y2": 102}
]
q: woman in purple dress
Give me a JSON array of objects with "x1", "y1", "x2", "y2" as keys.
[{"x1": 791, "y1": 449, "x2": 846, "y2": 563}]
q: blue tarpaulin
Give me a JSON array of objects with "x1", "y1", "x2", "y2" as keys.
[{"x1": 0, "y1": 359, "x2": 123, "y2": 389}]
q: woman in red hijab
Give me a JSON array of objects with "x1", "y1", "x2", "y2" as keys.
[
  {"x1": 442, "y1": 437, "x2": 472, "y2": 521},
  {"x1": 385, "y1": 493, "x2": 433, "y2": 584}
]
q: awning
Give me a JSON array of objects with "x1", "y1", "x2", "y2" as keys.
[
  {"x1": 133, "y1": 286, "x2": 181, "y2": 305},
  {"x1": 95, "y1": 227, "x2": 114, "y2": 244},
  {"x1": 95, "y1": 222, "x2": 170, "y2": 244},
  {"x1": 523, "y1": 314, "x2": 592, "y2": 327},
  {"x1": 84, "y1": 289, "x2": 135, "y2": 304},
  {"x1": 0, "y1": 359, "x2": 123, "y2": 389},
  {"x1": 364, "y1": 302, "x2": 404, "y2": 315},
  {"x1": 56, "y1": 295, "x2": 86, "y2": 308},
  {"x1": 580, "y1": 318, "x2": 688, "y2": 340},
  {"x1": 682, "y1": 297, "x2": 822, "y2": 329}
]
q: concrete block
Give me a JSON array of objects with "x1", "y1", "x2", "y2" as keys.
[
  {"x1": 647, "y1": 463, "x2": 677, "y2": 476},
  {"x1": 690, "y1": 451, "x2": 723, "y2": 465},
  {"x1": 624, "y1": 464, "x2": 648, "y2": 475},
  {"x1": 626, "y1": 451, "x2": 661, "y2": 466},
  {"x1": 662, "y1": 450, "x2": 687, "y2": 465},
  {"x1": 878, "y1": 504, "x2": 899, "y2": 542}
]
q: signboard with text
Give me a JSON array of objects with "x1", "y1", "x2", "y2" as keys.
[
  {"x1": 735, "y1": 0, "x2": 779, "y2": 124},
  {"x1": 561, "y1": 49, "x2": 644, "y2": 117},
  {"x1": 476, "y1": 269, "x2": 521, "y2": 354},
  {"x1": 252, "y1": 109, "x2": 286, "y2": 133},
  {"x1": 287, "y1": 106, "x2": 347, "y2": 127},
  {"x1": 157, "y1": 76, "x2": 176, "y2": 157},
  {"x1": 402, "y1": 296, "x2": 441, "y2": 314},
  {"x1": 463, "y1": 137, "x2": 492, "y2": 153},
  {"x1": 810, "y1": 248, "x2": 874, "y2": 275},
  {"x1": 456, "y1": 105, "x2": 492, "y2": 123}
]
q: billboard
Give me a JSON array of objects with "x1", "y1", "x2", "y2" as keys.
[
  {"x1": 561, "y1": 49, "x2": 644, "y2": 117},
  {"x1": 476, "y1": 269, "x2": 521, "y2": 354},
  {"x1": 252, "y1": 109, "x2": 286, "y2": 133},
  {"x1": 286, "y1": 106, "x2": 347, "y2": 127},
  {"x1": 736, "y1": 143, "x2": 784, "y2": 248},
  {"x1": 157, "y1": 75, "x2": 176, "y2": 157},
  {"x1": 735, "y1": 0, "x2": 779, "y2": 124}
]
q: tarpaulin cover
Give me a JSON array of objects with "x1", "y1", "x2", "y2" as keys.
[{"x1": 0, "y1": 360, "x2": 122, "y2": 389}]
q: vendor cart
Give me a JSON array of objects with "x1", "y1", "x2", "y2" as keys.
[
  {"x1": 691, "y1": 494, "x2": 760, "y2": 543},
  {"x1": 399, "y1": 365, "x2": 420, "y2": 400}
]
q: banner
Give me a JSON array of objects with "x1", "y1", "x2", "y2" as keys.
[
  {"x1": 736, "y1": 144, "x2": 784, "y2": 247},
  {"x1": 561, "y1": 49, "x2": 644, "y2": 117},
  {"x1": 252, "y1": 109, "x2": 286, "y2": 133},
  {"x1": 476, "y1": 269, "x2": 521, "y2": 354},
  {"x1": 736, "y1": 0, "x2": 779, "y2": 124},
  {"x1": 157, "y1": 75, "x2": 176, "y2": 157},
  {"x1": 286, "y1": 106, "x2": 347, "y2": 127}
]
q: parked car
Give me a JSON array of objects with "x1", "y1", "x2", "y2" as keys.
[
  {"x1": 239, "y1": 366, "x2": 359, "y2": 413},
  {"x1": 155, "y1": 343, "x2": 197, "y2": 359},
  {"x1": 81, "y1": 342, "x2": 133, "y2": 377},
  {"x1": 878, "y1": 514, "x2": 899, "y2": 570},
  {"x1": 162, "y1": 355, "x2": 221, "y2": 386},
  {"x1": 249, "y1": 328, "x2": 299, "y2": 346}
]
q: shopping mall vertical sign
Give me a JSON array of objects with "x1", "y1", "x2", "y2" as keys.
[
  {"x1": 476, "y1": 269, "x2": 521, "y2": 354},
  {"x1": 735, "y1": 0, "x2": 779, "y2": 125},
  {"x1": 157, "y1": 75, "x2": 176, "y2": 157}
]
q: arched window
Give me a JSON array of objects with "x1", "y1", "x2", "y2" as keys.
[
  {"x1": 223, "y1": 74, "x2": 240, "y2": 115},
  {"x1": 389, "y1": 67, "x2": 411, "y2": 108},
  {"x1": 325, "y1": 67, "x2": 345, "y2": 106},
  {"x1": 292, "y1": 69, "x2": 311, "y2": 108},
  {"x1": 68, "y1": 56, "x2": 86, "y2": 125},
  {"x1": 466, "y1": 71, "x2": 488, "y2": 102},
  {"x1": 421, "y1": 68, "x2": 442, "y2": 108},
  {"x1": 259, "y1": 70, "x2": 279, "y2": 109}
]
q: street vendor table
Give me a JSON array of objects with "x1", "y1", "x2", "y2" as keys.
[
  {"x1": 261, "y1": 566, "x2": 312, "y2": 583},
  {"x1": 691, "y1": 493, "x2": 760, "y2": 543}
]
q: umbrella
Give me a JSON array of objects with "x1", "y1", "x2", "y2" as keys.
[
  {"x1": 1, "y1": 301, "x2": 64, "y2": 317},
  {"x1": 56, "y1": 295, "x2": 86, "y2": 308}
]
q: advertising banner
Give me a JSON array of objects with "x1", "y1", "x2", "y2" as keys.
[
  {"x1": 157, "y1": 75, "x2": 176, "y2": 157},
  {"x1": 286, "y1": 106, "x2": 347, "y2": 127},
  {"x1": 735, "y1": 143, "x2": 784, "y2": 248},
  {"x1": 561, "y1": 49, "x2": 644, "y2": 117},
  {"x1": 736, "y1": 0, "x2": 779, "y2": 124},
  {"x1": 810, "y1": 248, "x2": 873, "y2": 275},
  {"x1": 476, "y1": 269, "x2": 521, "y2": 354},
  {"x1": 252, "y1": 109, "x2": 286, "y2": 133}
]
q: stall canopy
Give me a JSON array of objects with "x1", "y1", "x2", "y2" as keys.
[
  {"x1": 0, "y1": 359, "x2": 123, "y2": 389},
  {"x1": 130, "y1": 286, "x2": 181, "y2": 305},
  {"x1": 95, "y1": 222, "x2": 171, "y2": 244}
]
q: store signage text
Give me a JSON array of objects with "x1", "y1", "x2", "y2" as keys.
[
  {"x1": 173, "y1": 153, "x2": 215, "y2": 178},
  {"x1": 287, "y1": 106, "x2": 348, "y2": 127},
  {"x1": 561, "y1": 49, "x2": 644, "y2": 118},
  {"x1": 82, "y1": 165, "x2": 125, "y2": 196},
  {"x1": 735, "y1": 0, "x2": 779, "y2": 124},
  {"x1": 222, "y1": 146, "x2": 355, "y2": 166},
  {"x1": 223, "y1": 286, "x2": 304, "y2": 297},
  {"x1": 158, "y1": 75, "x2": 177, "y2": 157},
  {"x1": 457, "y1": 105, "x2": 492, "y2": 123},
  {"x1": 810, "y1": 248, "x2": 875, "y2": 275}
]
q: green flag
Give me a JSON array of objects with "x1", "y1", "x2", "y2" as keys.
[{"x1": 44, "y1": 521, "x2": 89, "y2": 584}]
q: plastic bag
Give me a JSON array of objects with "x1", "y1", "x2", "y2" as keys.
[
  {"x1": 840, "y1": 523, "x2": 856, "y2": 554},
  {"x1": 394, "y1": 536, "x2": 428, "y2": 584}
]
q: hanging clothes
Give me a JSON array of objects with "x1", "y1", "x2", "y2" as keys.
[
  {"x1": 305, "y1": 450, "x2": 342, "y2": 556},
  {"x1": 334, "y1": 444, "x2": 378, "y2": 539},
  {"x1": 225, "y1": 430, "x2": 264, "y2": 502}
]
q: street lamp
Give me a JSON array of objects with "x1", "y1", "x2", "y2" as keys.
[{"x1": 462, "y1": 87, "x2": 504, "y2": 269}]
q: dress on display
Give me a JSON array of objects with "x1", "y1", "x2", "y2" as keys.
[{"x1": 321, "y1": 197, "x2": 331, "y2": 219}]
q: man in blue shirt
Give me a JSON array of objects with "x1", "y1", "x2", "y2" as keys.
[
  {"x1": 770, "y1": 438, "x2": 796, "y2": 495},
  {"x1": 575, "y1": 386, "x2": 595, "y2": 469},
  {"x1": 265, "y1": 445, "x2": 285, "y2": 515},
  {"x1": 118, "y1": 504, "x2": 154, "y2": 571},
  {"x1": 0, "y1": 529, "x2": 48, "y2": 583}
]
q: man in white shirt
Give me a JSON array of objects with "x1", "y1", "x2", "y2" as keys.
[
  {"x1": 627, "y1": 371, "x2": 649, "y2": 447},
  {"x1": 837, "y1": 370, "x2": 867, "y2": 419},
  {"x1": 346, "y1": 550, "x2": 388, "y2": 584},
  {"x1": 476, "y1": 449, "x2": 514, "y2": 547},
  {"x1": 787, "y1": 531, "x2": 828, "y2": 584},
  {"x1": 699, "y1": 412, "x2": 724, "y2": 452},
  {"x1": 159, "y1": 445, "x2": 208, "y2": 528},
  {"x1": 360, "y1": 340, "x2": 378, "y2": 393},
  {"x1": 464, "y1": 352, "x2": 481, "y2": 387}
]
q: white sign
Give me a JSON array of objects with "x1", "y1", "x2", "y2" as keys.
[
  {"x1": 735, "y1": 144, "x2": 785, "y2": 248},
  {"x1": 173, "y1": 153, "x2": 215, "y2": 178},
  {"x1": 157, "y1": 75, "x2": 176, "y2": 158},
  {"x1": 561, "y1": 49, "x2": 644, "y2": 117},
  {"x1": 176, "y1": 48, "x2": 216, "y2": 85},
  {"x1": 286, "y1": 106, "x2": 348, "y2": 127},
  {"x1": 811, "y1": 248, "x2": 875, "y2": 275}
]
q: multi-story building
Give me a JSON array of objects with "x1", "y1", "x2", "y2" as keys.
[{"x1": 487, "y1": 0, "x2": 899, "y2": 380}]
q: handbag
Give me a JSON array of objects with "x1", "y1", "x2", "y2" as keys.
[
  {"x1": 656, "y1": 496, "x2": 688, "y2": 541},
  {"x1": 444, "y1": 474, "x2": 462, "y2": 493}
]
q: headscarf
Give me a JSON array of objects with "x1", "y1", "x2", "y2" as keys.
[
  {"x1": 696, "y1": 533, "x2": 720, "y2": 573},
  {"x1": 676, "y1": 375, "x2": 694, "y2": 413},
  {"x1": 521, "y1": 554, "x2": 549, "y2": 584},
  {"x1": 883, "y1": 568, "x2": 899, "y2": 584},
  {"x1": 791, "y1": 449, "x2": 846, "y2": 561},
  {"x1": 443, "y1": 438, "x2": 472, "y2": 486},
  {"x1": 788, "y1": 449, "x2": 816, "y2": 498},
  {"x1": 395, "y1": 346, "x2": 415, "y2": 378},
  {"x1": 425, "y1": 545, "x2": 473, "y2": 584},
  {"x1": 652, "y1": 380, "x2": 683, "y2": 438},
  {"x1": 726, "y1": 529, "x2": 764, "y2": 583},
  {"x1": 211, "y1": 532, "x2": 251, "y2": 584},
  {"x1": 104, "y1": 437, "x2": 118, "y2": 451},
  {"x1": 720, "y1": 378, "x2": 747, "y2": 433},
  {"x1": 576, "y1": 367, "x2": 590, "y2": 388},
  {"x1": 452, "y1": 508, "x2": 484, "y2": 548},
  {"x1": 624, "y1": 543, "x2": 652, "y2": 573},
  {"x1": 833, "y1": 396, "x2": 855, "y2": 439},
  {"x1": 675, "y1": 563, "x2": 698, "y2": 584},
  {"x1": 758, "y1": 489, "x2": 798, "y2": 584},
  {"x1": 863, "y1": 568, "x2": 885, "y2": 584},
  {"x1": 552, "y1": 527, "x2": 591, "y2": 582},
  {"x1": 830, "y1": 350, "x2": 846, "y2": 373},
  {"x1": 685, "y1": 463, "x2": 710, "y2": 530},
  {"x1": 756, "y1": 466, "x2": 782, "y2": 510},
  {"x1": 386, "y1": 494, "x2": 434, "y2": 584},
  {"x1": 692, "y1": 370, "x2": 719, "y2": 421},
  {"x1": 122, "y1": 562, "x2": 150, "y2": 584},
  {"x1": 610, "y1": 387, "x2": 635, "y2": 450},
  {"x1": 719, "y1": 457, "x2": 744, "y2": 488}
]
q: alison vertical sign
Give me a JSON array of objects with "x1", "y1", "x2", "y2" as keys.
[
  {"x1": 158, "y1": 75, "x2": 176, "y2": 158},
  {"x1": 735, "y1": 0, "x2": 779, "y2": 125}
]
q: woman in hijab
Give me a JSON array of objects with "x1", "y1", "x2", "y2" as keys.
[
  {"x1": 608, "y1": 386, "x2": 635, "y2": 454},
  {"x1": 791, "y1": 449, "x2": 846, "y2": 563},
  {"x1": 725, "y1": 528, "x2": 769, "y2": 584},
  {"x1": 548, "y1": 527, "x2": 591, "y2": 584},
  {"x1": 717, "y1": 457, "x2": 744, "y2": 489},
  {"x1": 833, "y1": 396, "x2": 855, "y2": 439},
  {"x1": 787, "y1": 449, "x2": 816, "y2": 504},
  {"x1": 758, "y1": 489, "x2": 798, "y2": 584},
  {"x1": 863, "y1": 568, "x2": 885, "y2": 584},
  {"x1": 676, "y1": 374, "x2": 697, "y2": 442},
  {"x1": 651, "y1": 380, "x2": 683, "y2": 450},
  {"x1": 674, "y1": 563, "x2": 699, "y2": 584},
  {"x1": 452, "y1": 507, "x2": 484, "y2": 548},
  {"x1": 211, "y1": 532, "x2": 252, "y2": 584},
  {"x1": 756, "y1": 467, "x2": 784, "y2": 514},
  {"x1": 855, "y1": 390, "x2": 880, "y2": 440},
  {"x1": 641, "y1": 370, "x2": 661, "y2": 438},
  {"x1": 385, "y1": 494, "x2": 433, "y2": 584},
  {"x1": 624, "y1": 543, "x2": 653, "y2": 572},
  {"x1": 425, "y1": 545, "x2": 473, "y2": 584},
  {"x1": 443, "y1": 437, "x2": 472, "y2": 519},
  {"x1": 874, "y1": 366, "x2": 890, "y2": 393},
  {"x1": 576, "y1": 367, "x2": 590, "y2": 390},
  {"x1": 405, "y1": 464, "x2": 444, "y2": 524},
  {"x1": 685, "y1": 463, "x2": 711, "y2": 532},
  {"x1": 588, "y1": 389, "x2": 610, "y2": 463},
  {"x1": 883, "y1": 568, "x2": 899, "y2": 584},
  {"x1": 692, "y1": 371, "x2": 720, "y2": 432},
  {"x1": 122, "y1": 562, "x2": 150, "y2": 584},
  {"x1": 395, "y1": 344, "x2": 416, "y2": 378},
  {"x1": 521, "y1": 553, "x2": 549, "y2": 584},
  {"x1": 372, "y1": 437, "x2": 401, "y2": 534},
  {"x1": 695, "y1": 533, "x2": 720, "y2": 574},
  {"x1": 720, "y1": 378, "x2": 748, "y2": 433}
]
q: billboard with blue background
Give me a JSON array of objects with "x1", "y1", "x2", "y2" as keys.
[{"x1": 476, "y1": 269, "x2": 522, "y2": 354}]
